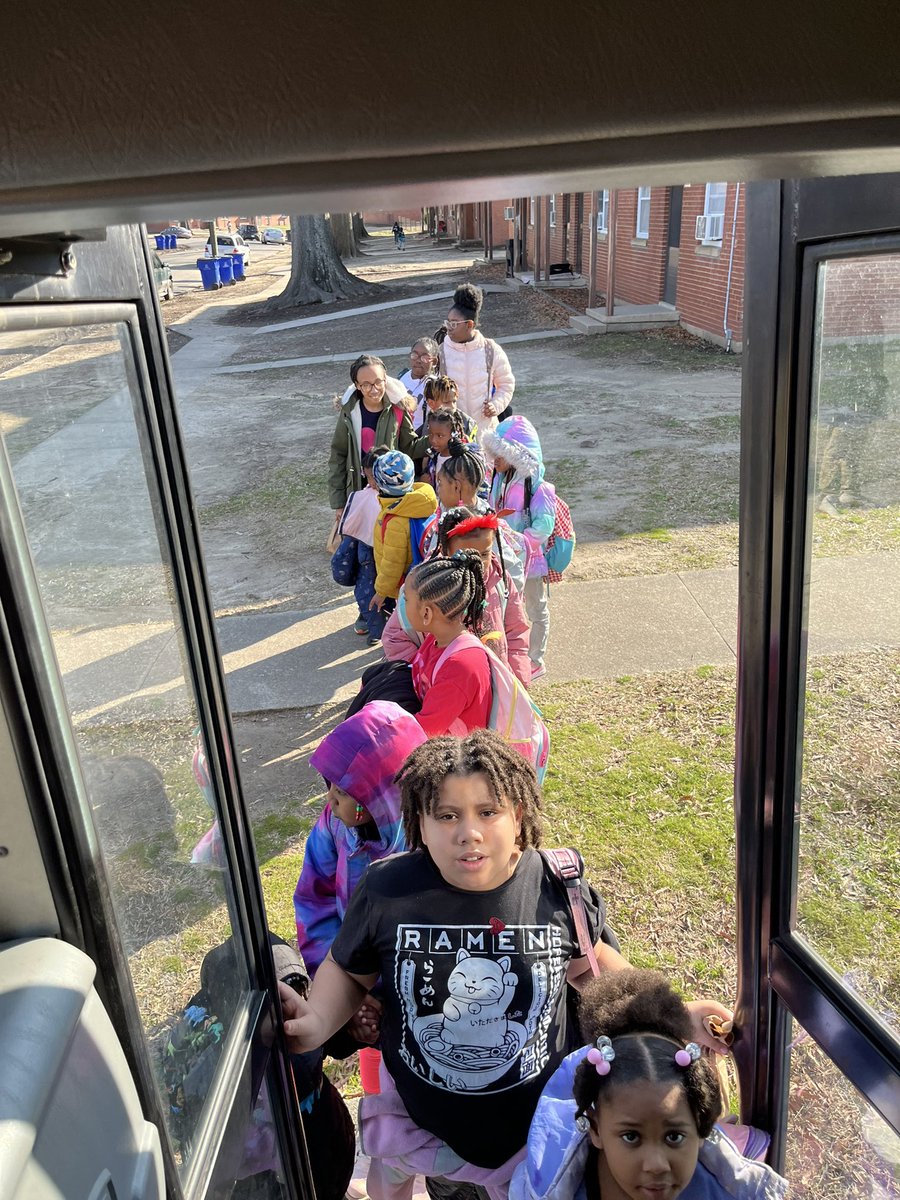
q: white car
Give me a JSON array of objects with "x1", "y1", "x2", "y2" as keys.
[
  {"x1": 203, "y1": 232, "x2": 251, "y2": 264},
  {"x1": 262, "y1": 227, "x2": 286, "y2": 244}
]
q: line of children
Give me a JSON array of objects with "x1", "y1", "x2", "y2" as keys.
[{"x1": 280, "y1": 730, "x2": 734, "y2": 1200}]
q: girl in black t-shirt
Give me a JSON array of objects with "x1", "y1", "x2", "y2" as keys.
[{"x1": 279, "y1": 731, "x2": 733, "y2": 1196}]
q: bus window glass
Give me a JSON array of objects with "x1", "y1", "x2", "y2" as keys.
[
  {"x1": 797, "y1": 252, "x2": 900, "y2": 1014},
  {"x1": 784, "y1": 1024, "x2": 900, "y2": 1197},
  {"x1": 0, "y1": 319, "x2": 252, "y2": 1173}
]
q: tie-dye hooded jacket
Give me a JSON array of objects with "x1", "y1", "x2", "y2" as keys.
[
  {"x1": 293, "y1": 700, "x2": 426, "y2": 976},
  {"x1": 483, "y1": 415, "x2": 556, "y2": 579}
]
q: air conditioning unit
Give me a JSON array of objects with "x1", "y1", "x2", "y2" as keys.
[
  {"x1": 503, "y1": 206, "x2": 516, "y2": 221},
  {"x1": 695, "y1": 213, "x2": 724, "y2": 242}
]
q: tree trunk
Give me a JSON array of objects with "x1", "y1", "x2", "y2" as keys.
[
  {"x1": 277, "y1": 213, "x2": 381, "y2": 306},
  {"x1": 329, "y1": 211, "x2": 358, "y2": 259},
  {"x1": 352, "y1": 212, "x2": 370, "y2": 241}
]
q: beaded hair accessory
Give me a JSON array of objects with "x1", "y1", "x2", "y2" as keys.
[{"x1": 584, "y1": 1034, "x2": 702, "y2": 1077}]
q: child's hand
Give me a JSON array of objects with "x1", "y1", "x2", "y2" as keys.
[
  {"x1": 278, "y1": 981, "x2": 330, "y2": 1053},
  {"x1": 346, "y1": 994, "x2": 383, "y2": 1044},
  {"x1": 369, "y1": 593, "x2": 386, "y2": 611},
  {"x1": 685, "y1": 999, "x2": 735, "y2": 1055}
]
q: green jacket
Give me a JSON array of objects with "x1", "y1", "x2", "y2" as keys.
[{"x1": 328, "y1": 392, "x2": 427, "y2": 510}]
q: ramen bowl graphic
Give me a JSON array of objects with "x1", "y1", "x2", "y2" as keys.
[{"x1": 413, "y1": 1017, "x2": 527, "y2": 1089}]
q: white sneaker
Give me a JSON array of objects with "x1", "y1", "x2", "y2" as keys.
[{"x1": 531, "y1": 663, "x2": 547, "y2": 681}]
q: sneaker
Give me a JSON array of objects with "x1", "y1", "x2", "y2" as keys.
[
  {"x1": 530, "y1": 663, "x2": 547, "y2": 681},
  {"x1": 367, "y1": 635, "x2": 382, "y2": 647},
  {"x1": 354, "y1": 616, "x2": 368, "y2": 635}
]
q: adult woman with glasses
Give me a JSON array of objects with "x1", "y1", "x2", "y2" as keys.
[
  {"x1": 438, "y1": 282, "x2": 515, "y2": 434},
  {"x1": 397, "y1": 336, "x2": 439, "y2": 429},
  {"x1": 328, "y1": 355, "x2": 427, "y2": 524}
]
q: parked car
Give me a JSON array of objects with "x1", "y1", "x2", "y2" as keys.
[
  {"x1": 150, "y1": 251, "x2": 174, "y2": 301},
  {"x1": 203, "y1": 233, "x2": 251, "y2": 264},
  {"x1": 238, "y1": 223, "x2": 261, "y2": 241},
  {"x1": 161, "y1": 225, "x2": 193, "y2": 240},
  {"x1": 262, "y1": 227, "x2": 286, "y2": 244}
]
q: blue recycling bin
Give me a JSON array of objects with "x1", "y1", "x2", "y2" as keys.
[
  {"x1": 197, "y1": 258, "x2": 221, "y2": 291},
  {"x1": 166, "y1": 234, "x2": 177, "y2": 250},
  {"x1": 155, "y1": 234, "x2": 166, "y2": 250},
  {"x1": 231, "y1": 251, "x2": 245, "y2": 280},
  {"x1": 218, "y1": 255, "x2": 235, "y2": 285}
]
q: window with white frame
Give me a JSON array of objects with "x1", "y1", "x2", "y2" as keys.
[
  {"x1": 635, "y1": 187, "x2": 651, "y2": 239},
  {"x1": 697, "y1": 182, "x2": 727, "y2": 243},
  {"x1": 549, "y1": 195, "x2": 557, "y2": 228},
  {"x1": 529, "y1": 197, "x2": 535, "y2": 226},
  {"x1": 596, "y1": 190, "x2": 609, "y2": 234}
]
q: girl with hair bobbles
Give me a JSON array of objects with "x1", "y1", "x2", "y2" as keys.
[
  {"x1": 510, "y1": 969, "x2": 787, "y2": 1200},
  {"x1": 279, "y1": 733, "x2": 734, "y2": 1200}
]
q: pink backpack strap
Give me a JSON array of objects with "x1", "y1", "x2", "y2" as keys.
[
  {"x1": 541, "y1": 848, "x2": 600, "y2": 980},
  {"x1": 432, "y1": 631, "x2": 484, "y2": 680}
]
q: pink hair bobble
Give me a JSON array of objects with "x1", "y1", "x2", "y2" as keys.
[
  {"x1": 675, "y1": 1042, "x2": 702, "y2": 1068},
  {"x1": 587, "y1": 1036, "x2": 616, "y2": 1075}
]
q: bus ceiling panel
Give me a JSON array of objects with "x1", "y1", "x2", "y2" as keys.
[
  {"x1": 1, "y1": 130, "x2": 900, "y2": 239},
  {"x1": 1, "y1": 1, "x2": 898, "y2": 181}
]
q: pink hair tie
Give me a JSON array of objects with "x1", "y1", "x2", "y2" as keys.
[
  {"x1": 587, "y1": 1036, "x2": 615, "y2": 1076},
  {"x1": 675, "y1": 1042, "x2": 701, "y2": 1068}
]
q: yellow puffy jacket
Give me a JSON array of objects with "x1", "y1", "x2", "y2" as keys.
[{"x1": 373, "y1": 483, "x2": 438, "y2": 599}]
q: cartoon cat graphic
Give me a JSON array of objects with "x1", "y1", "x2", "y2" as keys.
[{"x1": 431, "y1": 949, "x2": 517, "y2": 1051}]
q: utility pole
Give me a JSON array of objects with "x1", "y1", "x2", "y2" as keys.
[{"x1": 207, "y1": 219, "x2": 218, "y2": 257}]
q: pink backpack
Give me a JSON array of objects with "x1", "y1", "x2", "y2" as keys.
[{"x1": 433, "y1": 632, "x2": 550, "y2": 780}]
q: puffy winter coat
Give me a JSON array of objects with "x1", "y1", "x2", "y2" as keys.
[
  {"x1": 439, "y1": 331, "x2": 515, "y2": 432},
  {"x1": 328, "y1": 378, "x2": 427, "y2": 511},
  {"x1": 293, "y1": 701, "x2": 426, "y2": 976},
  {"x1": 483, "y1": 416, "x2": 556, "y2": 578},
  {"x1": 382, "y1": 555, "x2": 532, "y2": 686},
  {"x1": 373, "y1": 482, "x2": 438, "y2": 599},
  {"x1": 509, "y1": 1047, "x2": 788, "y2": 1200}
]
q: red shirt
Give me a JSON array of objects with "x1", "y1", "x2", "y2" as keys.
[{"x1": 412, "y1": 633, "x2": 492, "y2": 736}]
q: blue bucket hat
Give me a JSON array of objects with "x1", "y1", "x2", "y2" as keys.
[{"x1": 373, "y1": 450, "x2": 415, "y2": 496}]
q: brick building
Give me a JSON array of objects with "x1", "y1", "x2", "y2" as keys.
[{"x1": 460, "y1": 184, "x2": 746, "y2": 351}]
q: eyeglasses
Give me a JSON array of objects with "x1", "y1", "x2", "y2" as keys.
[
  {"x1": 358, "y1": 379, "x2": 384, "y2": 391},
  {"x1": 445, "y1": 319, "x2": 469, "y2": 330},
  {"x1": 410, "y1": 350, "x2": 434, "y2": 359}
]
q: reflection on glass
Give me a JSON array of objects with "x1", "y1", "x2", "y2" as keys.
[
  {"x1": 0, "y1": 321, "x2": 250, "y2": 1170},
  {"x1": 209, "y1": 1076, "x2": 289, "y2": 1200},
  {"x1": 785, "y1": 1027, "x2": 900, "y2": 1198},
  {"x1": 798, "y1": 254, "x2": 900, "y2": 1014}
]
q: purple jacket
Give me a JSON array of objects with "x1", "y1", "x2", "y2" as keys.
[{"x1": 293, "y1": 701, "x2": 426, "y2": 975}]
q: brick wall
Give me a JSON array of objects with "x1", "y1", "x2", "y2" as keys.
[
  {"x1": 595, "y1": 188, "x2": 669, "y2": 305},
  {"x1": 820, "y1": 254, "x2": 900, "y2": 337},
  {"x1": 675, "y1": 183, "x2": 745, "y2": 347}
]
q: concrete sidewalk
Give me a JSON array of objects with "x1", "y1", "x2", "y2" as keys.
[{"x1": 53, "y1": 553, "x2": 900, "y2": 723}]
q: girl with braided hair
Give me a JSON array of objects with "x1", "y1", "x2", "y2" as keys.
[
  {"x1": 382, "y1": 506, "x2": 532, "y2": 686},
  {"x1": 279, "y1": 733, "x2": 733, "y2": 1200},
  {"x1": 510, "y1": 969, "x2": 786, "y2": 1200},
  {"x1": 404, "y1": 549, "x2": 494, "y2": 736}
]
